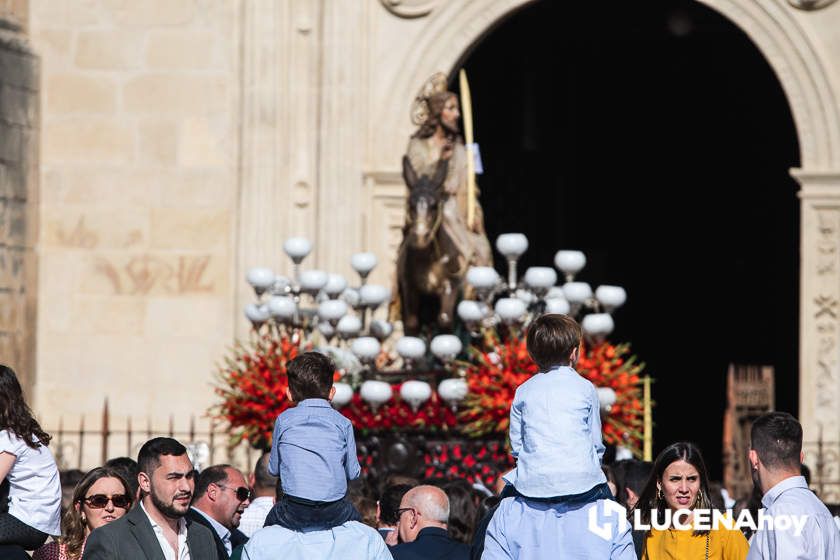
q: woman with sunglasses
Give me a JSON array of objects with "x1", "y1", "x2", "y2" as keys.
[
  {"x1": 0, "y1": 365, "x2": 62, "y2": 551},
  {"x1": 33, "y1": 467, "x2": 132, "y2": 560},
  {"x1": 631, "y1": 442, "x2": 748, "y2": 559}
]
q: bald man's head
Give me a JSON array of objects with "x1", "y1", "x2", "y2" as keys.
[{"x1": 398, "y1": 485, "x2": 449, "y2": 543}]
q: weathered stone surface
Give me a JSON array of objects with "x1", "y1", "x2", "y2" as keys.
[
  {"x1": 0, "y1": 85, "x2": 35, "y2": 126},
  {"x1": 73, "y1": 296, "x2": 145, "y2": 335},
  {"x1": 43, "y1": 120, "x2": 133, "y2": 164},
  {"x1": 0, "y1": 49, "x2": 37, "y2": 90},
  {"x1": 123, "y1": 74, "x2": 227, "y2": 115},
  {"x1": 106, "y1": 0, "x2": 197, "y2": 27},
  {"x1": 46, "y1": 74, "x2": 116, "y2": 114},
  {"x1": 75, "y1": 30, "x2": 144, "y2": 70},
  {"x1": 178, "y1": 117, "x2": 228, "y2": 167},
  {"x1": 138, "y1": 120, "x2": 178, "y2": 166},
  {"x1": 145, "y1": 31, "x2": 218, "y2": 69},
  {"x1": 42, "y1": 207, "x2": 148, "y2": 250},
  {"x1": 78, "y1": 251, "x2": 227, "y2": 297},
  {"x1": 0, "y1": 124, "x2": 22, "y2": 163},
  {"x1": 150, "y1": 207, "x2": 229, "y2": 250}
]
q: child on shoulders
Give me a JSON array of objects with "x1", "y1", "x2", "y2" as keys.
[
  {"x1": 503, "y1": 314, "x2": 612, "y2": 504},
  {"x1": 265, "y1": 352, "x2": 361, "y2": 530}
]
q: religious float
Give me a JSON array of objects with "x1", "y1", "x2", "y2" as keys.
[{"x1": 212, "y1": 73, "x2": 650, "y2": 486}]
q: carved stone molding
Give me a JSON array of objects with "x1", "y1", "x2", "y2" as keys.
[
  {"x1": 379, "y1": 0, "x2": 441, "y2": 19},
  {"x1": 787, "y1": 0, "x2": 839, "y2": 10}
]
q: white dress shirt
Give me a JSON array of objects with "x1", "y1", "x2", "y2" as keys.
[
  {"x1": 237, "y1": 496, "x2": 274, "y2": 538},
  {"x1": 747, "y1": 476, "x2": 840, "y2": 560},
  {"x1": 140, "y1": 501, "x2": 191, "y2": 560}
]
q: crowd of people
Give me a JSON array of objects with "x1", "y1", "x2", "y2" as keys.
[{"x1": 1, "y1": 313, "x2": 840, "y2": 559}]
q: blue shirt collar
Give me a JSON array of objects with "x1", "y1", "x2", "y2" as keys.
[
  {"x1": 762, "y1": 475, "x2": 808, "y2": 508},
  {"x1": 296, "y1": 398, "x2": 332, "y2": 408}
]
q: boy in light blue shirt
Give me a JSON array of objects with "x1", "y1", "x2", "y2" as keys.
[
  {"x1": 265, "y1": 351, "x2": 362, "y2": 530},
  {"x1": 503, "y1": 313, "x2": 610, "y2": 501}
]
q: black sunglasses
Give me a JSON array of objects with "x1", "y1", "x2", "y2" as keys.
[
  {"x1": 216, "y1": 484, "x2": 250, "y2": 502},
  {"x1": 83, "y1": 493, "x2": 131, "y2": 509}
]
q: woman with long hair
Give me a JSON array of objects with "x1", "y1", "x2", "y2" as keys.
[
  {"x1": 631, "y1": 442, "x2": 748, "y2": 559},
  {"x1": 0, "y1": 364, "x2": 62, "y2": 550},
  {"x1": 33, "y1": 467, "x2": 132, "y2": 560}
]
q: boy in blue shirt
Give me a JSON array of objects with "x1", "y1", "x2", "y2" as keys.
[
  {"x1": 265, "y1": 351, "x2": 362, "y2": 530},
  {"x1": 503, "y1": 313, "x2": 611, "y2": 502}
]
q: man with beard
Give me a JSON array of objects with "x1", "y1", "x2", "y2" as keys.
[
  {"x1": 187, "y1": 464, "x2": 251, "y2": 559},
  {"x1": 82, "y1": 437, "x2": 220, "y2": 560},
  {"x1": 747, "y1": 412, "x2": 840, "y2": 559}
]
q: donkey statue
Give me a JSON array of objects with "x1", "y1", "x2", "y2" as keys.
[{"x1": 396, "y1": 156, "x2": 469, "y2": 335}]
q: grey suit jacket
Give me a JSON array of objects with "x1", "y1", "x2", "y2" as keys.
[{"x1": 81, "y1": 503, "x2": 220, "y2": 560}]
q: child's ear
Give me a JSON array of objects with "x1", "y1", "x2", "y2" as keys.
[
  {"x1": 328, "y1": 386, "x2": 336, "y2": 401},
  {"x1": 285, "y1": 387, "x2": 294, "y2": 402}
]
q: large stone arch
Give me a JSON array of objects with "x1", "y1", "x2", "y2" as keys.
[{"x1": 370, "y1": 0, "x2": 840, "y2": 499}]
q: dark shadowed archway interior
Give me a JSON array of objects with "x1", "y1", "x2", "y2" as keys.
[{"x1": 456, "y1": 0, "x2": 800, "y2": 479}]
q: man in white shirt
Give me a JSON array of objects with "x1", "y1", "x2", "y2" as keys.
[
  {"x1": 238, "y1": 453, "x2": 277, "y2": 538},
  {"x1": 747, "y1": 412, "x2": 840, "y2": 560},
  {"x1": 82, "y1": 437, "x2": 220, "y2": 560},
  {"x1": 187, "y1": 464, "x2": 251, "y2": 559}
]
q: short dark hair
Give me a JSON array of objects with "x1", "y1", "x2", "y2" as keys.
[
  {"x1": 379, "y1": 484, "x2": 414, "y2": 525},
  {"x1": 104, "y1": 456, "x2": 140, "y2": 499},
  {"x1": 751, "y1": 412, "x2": 802, "y2": 471},
  {"x1": 287, "y1": 352, "x2": 335, "y2": 401},
  {"x1": 253, "y1": 452, "x2": 277, "y2": 491},
  {"x1": 526, "y1": 314, "x2": 582, "y2": 370},
  {"x1": 137, "y1": 437, "x2": 189, "y2": 475},
  {"x1": 193, "y1": 464, "x2": 232, "y2": 500}
]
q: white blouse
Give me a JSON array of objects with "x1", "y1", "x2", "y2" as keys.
[{"x1": 0, "y1": 429, "x2": 62, "y2": 535}]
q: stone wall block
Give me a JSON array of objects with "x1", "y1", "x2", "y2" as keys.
[
  {"x1": 107, "y1": 0, "x2": 197, "y2": 27},
  {"x1": 75, "y1": 31, "x2": 144, "y2": 70},
  {"x1": 0, "y1": 124, "x2": 22, "y2": 163},
  {"x1": 178, "y1": 117, "x2": 227, "y2": 167},
  {"x1": 138, "y1": 120, "x2": 178, "y2": 166},
  {"x1": 0, "y1": 290, "x2": 24, "y2": 331},
  {"x1": 31, "y1": 0, "x2": 100, "y2": 26},
  {"x1": 153, "y1": 170, "x2": 232, "y2": 208},
  {"x1": 78, "y1": 252, "x2": 226, "y2": 297},
  {"x1": 6, "y1": 198, "x2": 25, "y2": 247},
  {"x1": 5, "y1": 161, "x2": 26, "y2": 199},
  {"x1": 46, "y1": 74, "x2": 116, "y2": 114},
  {"x1": 0, "y1": 85, "x2": 35, "y2": 126},
  {"x1": 48, "y1": 169, "x2": 153, "y2": 208},
  {"x1": 145, "y1": 31, "x2": 217, "y2": 69},
  {"x1": 123, "y1": 74, "x2": 227, "y2": 116},
  {"x1": 149, "y1": 207, "x2": 229, "y2": 250},
  {"x1": 73, "y1": 296, "x2": 145, "y2": 335},
  {"x1": 42, "y1": 207, "x2": 148, "y2": 250},
  {"x1": 0, "y1": 49, "x2": 37, "y2": 90},
  {"x1": 43, "y1": 120, "x2": 133, "y2": 164}
]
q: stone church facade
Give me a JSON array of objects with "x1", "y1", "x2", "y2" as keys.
[{"x1": 0, "y1": 1, "x2": 839, "y2": 490}]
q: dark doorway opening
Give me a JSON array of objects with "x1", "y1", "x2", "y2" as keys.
[{"x1": 457, "y1": 0, "x2": 800, "y2": 479}]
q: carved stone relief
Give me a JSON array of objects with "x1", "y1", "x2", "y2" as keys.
[
  {"x1": 379, "y1": 0, "x2": 442, "y2": 19},
  {"x1": 787, "y1": 0, "x2": 839, "y2": 10}
]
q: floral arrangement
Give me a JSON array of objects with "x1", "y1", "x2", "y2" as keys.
[
  {"x1": 459, "y1": 328, "x2": 646, "y2": 456},
  {"x1": 213, "y1": 326, "x2": 646, "y2": 457},
  {"x1": 213, "y1": 329, "x2": 308, "y2": 449}
]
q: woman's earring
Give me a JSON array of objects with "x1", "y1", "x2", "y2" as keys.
[
  {"x1": 657, "y1": 487, "x2": 663, "y2": 501},
  {"x1": 81, "y1": 513, "x2": 87, "y2": 524}
]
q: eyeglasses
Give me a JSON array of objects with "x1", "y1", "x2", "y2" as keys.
[
  {"x1": 396, "y1": 507, "x2": 416, "y2": 519},
  {"x1": 83, "y1": 494, "x2": 131, "y2": 509},
  {"x1": 216, "y1": 484, "x2": 250, "y2": 502}
]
